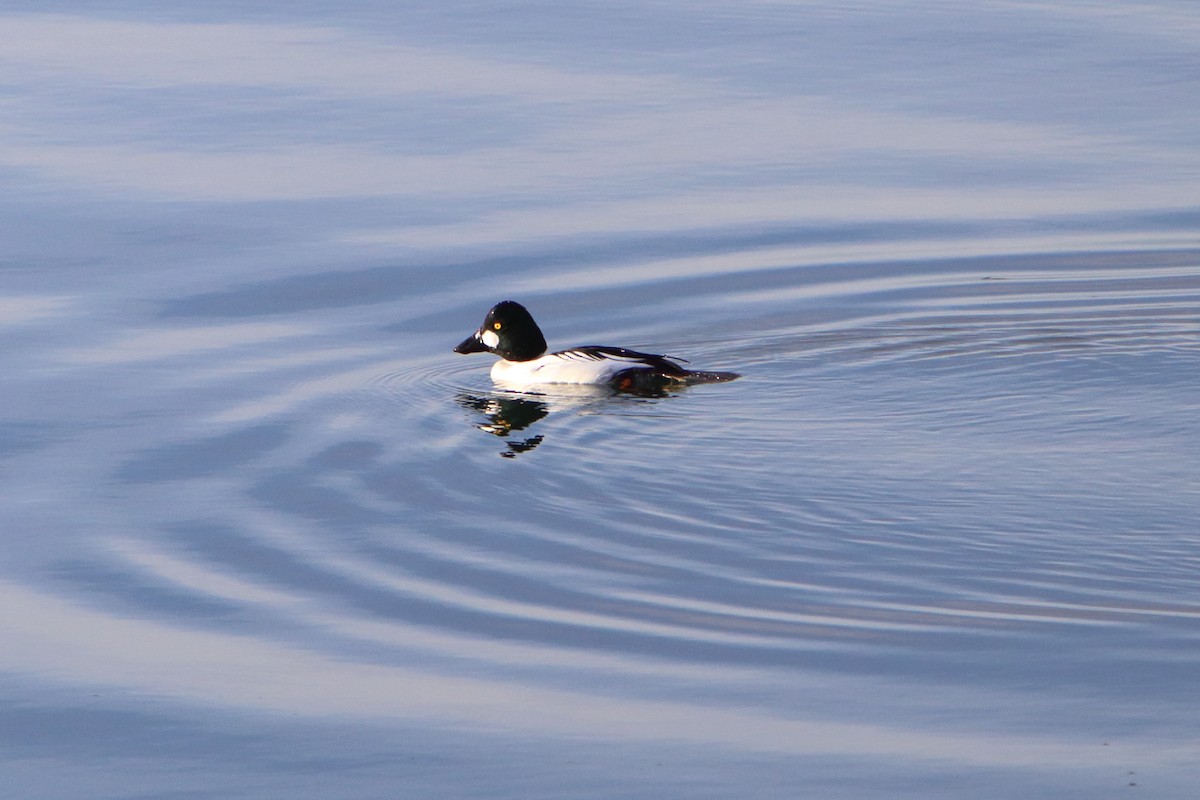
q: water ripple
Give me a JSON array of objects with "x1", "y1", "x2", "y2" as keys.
[{"x1": 25, "y1": 244, "x2": 1199, "y2": 701}]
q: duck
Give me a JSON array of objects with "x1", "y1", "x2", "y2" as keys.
[{"x1": 454, "y1": 300, "x2": 739, "y2": 393}]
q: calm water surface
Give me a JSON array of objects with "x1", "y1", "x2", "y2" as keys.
[{"x1": 3, "y1": 2, "x2": 1200, "y2": 798}]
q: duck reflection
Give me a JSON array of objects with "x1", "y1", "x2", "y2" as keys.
[{"x1": 455, "y1": 385, "x2": 618, "y2": 458}]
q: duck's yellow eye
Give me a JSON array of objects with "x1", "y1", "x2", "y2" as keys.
[{"x1": 493, "y1": 322, "x2": 502, "y2": 330}]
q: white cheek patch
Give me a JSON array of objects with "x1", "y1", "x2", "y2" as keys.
[{"x1": 481, "y1": 329, "x2": 500, "y2": 348}]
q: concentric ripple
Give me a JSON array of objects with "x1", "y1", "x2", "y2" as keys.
[{"x1": 36, "y1": 245, "x2": 1193, "y2": 703}]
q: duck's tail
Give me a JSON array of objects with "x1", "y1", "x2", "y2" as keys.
[{"x1": 682, "y1": 370, "x2": 740, "y2": 386}]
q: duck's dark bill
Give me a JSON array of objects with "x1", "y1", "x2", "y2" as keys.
[{"x1": 454, "y1": 335, "x2": 489, "y2": 354}]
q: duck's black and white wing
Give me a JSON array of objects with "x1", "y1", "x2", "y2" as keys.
[{"x1": 550, "y1": 345, "x2": 691, "y2": 378}]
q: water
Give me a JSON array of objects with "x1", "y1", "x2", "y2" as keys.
[{"x1": 3, "y1": 3, "x2": 1200, "y2": 798}]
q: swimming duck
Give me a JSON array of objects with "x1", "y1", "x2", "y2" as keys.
[{"x1": 454, "y1": 300, "x2": 739, "y2": 392}]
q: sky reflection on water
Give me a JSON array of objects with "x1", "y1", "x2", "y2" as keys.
[{"x1": 2, "y1": 2, "x2": 1200, "y2": 799}]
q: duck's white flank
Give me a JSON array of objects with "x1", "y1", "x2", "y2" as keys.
[{"x1": 490, "y1": 350, "x2": 652, "y2": 385}]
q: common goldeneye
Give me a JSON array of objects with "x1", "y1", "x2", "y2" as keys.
[{"x1": 453, "y1": 300, "x2": 739, "y2": 392}]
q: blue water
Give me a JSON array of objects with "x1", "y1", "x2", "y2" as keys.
[{"x1": 3, "y1": 3, "x2": 1200, "y2": 798}]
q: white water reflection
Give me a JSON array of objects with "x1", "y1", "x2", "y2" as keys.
[
  {"x1": 0, "y1": 295, "x2": 73, "y2": 325},
  {"x1": 3, "y1": 579, "x2": 1191, "y2": 774},
  {"x1": 63, "y1": 322, "x2": 314, "y2": 364},
  {"x1": 2, "y1": 10, "x2": 1198, "y2": 213}
]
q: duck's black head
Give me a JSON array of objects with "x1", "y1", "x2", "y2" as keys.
[{"x1": 454, "y1": 300, "x2": 548, "y2": 362}]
